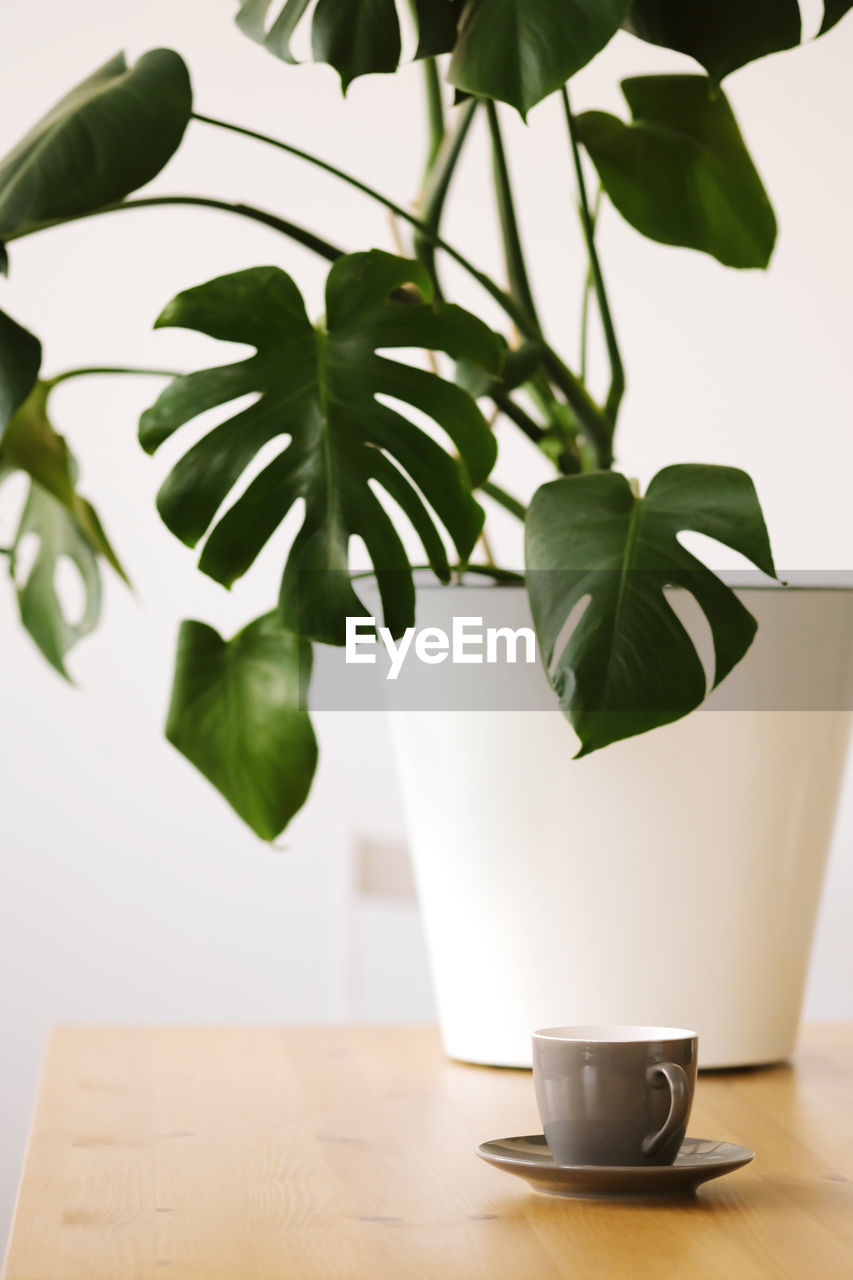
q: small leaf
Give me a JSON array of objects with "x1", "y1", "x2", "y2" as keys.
[
  {"x1": 525, "y1": 464, "x2": 776, "y2": 755},
  {"x1": 449, "y1": 0, "x2": 631, "y2": 117},
  {"x1": 235, "y1": 0, "x2": 312, "y2": 62},
  {"x1": 456, "y1": 337, "x2": 544, "y2": 399},
  {"x1": 0, "y1": 49, "x2": 192, "y2": 239},
  {"x1": 3, "y1": 381, "x2": 126, "y2": 580},
  {"x1": 820, "y1": 1, "x2": 853, "y2": 34},
  {"x1": 312, "y1": 0, "x2": 401, "y2": 90},
  {"x1": 141, "y1": 251, "x2": 502, "y2": 645},
  {"x1": 575, "y1": 76, "x2": 777, "y2": 268},
  {"x1": 625, "y1": 0, "x2": 801, "y2": 82},
  {"x1": 0, "y1": 306, "x2": 41, "y2": 438},
  {"x1": 414, "y1": 0, "x2": 461, "y2": 58},
  {"x1": 9, "y1": 482, "x2": 102, "y2": 679},
  {"x1": 166, "y1": 613, "x2": 318, "y2": 840}
]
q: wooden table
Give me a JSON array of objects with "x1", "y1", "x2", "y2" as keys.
[{"x1": 3, "y1": 1025, "x2": 853, "y2": 1279}]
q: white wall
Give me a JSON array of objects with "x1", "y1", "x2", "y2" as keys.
[{"x1": 1, "y1": 0, "x2": 852, "y2": 1249}]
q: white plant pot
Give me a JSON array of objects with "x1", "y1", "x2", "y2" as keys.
[{"x1": 387, "y1": 583, "x2": 853, "y2": 1069}]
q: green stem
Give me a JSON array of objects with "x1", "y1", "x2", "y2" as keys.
[
  {"x1": 579, "y1": 185, "x2": 602, "y2": 383},
  {"x1": 6, "y1": 195, "x2": 345, "y2": 263},
  {"x1": 414, "y1": 98, "x2": 478, "y2": 292},
  {"x1": 562, "y1": 87, "x2": 625, "y2": 430},
  {"x1": 480, "y1": 479, "x2": 527, "y2": 522},
  {"x1": 484, "y1": 99, "x2": 539, "y2": 330},
  {"x1": 46, "y1": 365, "x2": 181, "y2": 389},
  {"x1": 421, "y1": 57, "x2": 446, "y2": 174},
  {"x1": 461, "y1": 564, "x2": 525, "y2": 585},
  {"x1": 492, "y1": 392, "x2": 545, "y2": 446}
]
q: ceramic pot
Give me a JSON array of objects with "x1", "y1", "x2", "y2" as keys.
[{"x1": 387, "y1": 582, "x2": 853, "y2": 1068}]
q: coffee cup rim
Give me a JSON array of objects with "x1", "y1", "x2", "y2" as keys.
[{"x1": 533, "y1": 1024, "x2": 697, "y2": 1043}]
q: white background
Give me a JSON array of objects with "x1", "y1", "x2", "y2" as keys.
[{"x1": 1, "y1": 0, "x2": 853, "y2": 1250}]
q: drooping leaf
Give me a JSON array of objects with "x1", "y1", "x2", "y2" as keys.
[
  {"x1": 235, "y1": 0, "x2": 402, "y2": 85},
  {"x1": 449, "y1": 0, "x2": 631, "y2": 117},
  {"x1": 235, "y1": 0, "x2": 312, "y2": 62},
  {"x1": 525, "y1": 465, "x2": 776, "y2": 755},
  {"x1": 0, "y1": 50, "x2": 192, "y2": 240},
  {"x1": 414, "y1": 0, "x2": 462, "y2": 58},
  {"x1": 1, "y1": 382, "x2": 127, "y2": 678},
  {"x1": 0, "y1": 306, "x2": 41, "y2": 438},
  {"x1": 140, "y1": 251, "x2": 501, "y2": 645},
  {"x1": 575, "y1": 76, "x2": 777, "y2": 268},
  {"x1": 820, "y1": 1, "x2": 853, "y2": 34},
  {"x1": 312, "y1": 0, "x2": 402, "y2": 90},
  {"x1": 2, "y1": 381, "x2": 126, "y2": 579},
  {"x1": 625, "y1": 0, "x2": 801, "y2": 82},
  {"x1": 9, "y1": 481, "x2": 103, "y2": 679},
  {"x1": 166, "y1": 613, "x2": 317, "y2": 840}
]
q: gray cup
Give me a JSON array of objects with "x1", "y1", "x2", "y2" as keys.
[{"x1": 532, "y1": 1025, "x2": 698, "y2": 1167}]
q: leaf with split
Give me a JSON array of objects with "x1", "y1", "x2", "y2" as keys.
[
  {"x1": 525, "y1": 464, "x2": 776, "y2": 755},
  {"x1": 166, "y1": 613, "x2": 317, "y2": 841},
  {"x1": 0, "y1": 305, "x2": 41, "y2": 438},
  {"x1": 236, "y1": 0, "x2": 402, "y2": 88},
  {"x1": 820, "y1": 1, "x2": 853, "y2": 34},
  {"x1": 140, "y1": 251, "x2": 502, "y2": 645},
  {"x1": 624, "y1": 0, "x2": 801, "y2": 83},
  {"x1": 0, "y1": 49, "x2": 192, "y2": 240},
  {"x1": 575, "y1": 76, "x2": 777, "y2": 269},
  {"x1": 2, "y1": 382, "x2": 127, "y2": 678},
  {"x1": 449, "y1": 0, "x2": 631, "y2": 117}
]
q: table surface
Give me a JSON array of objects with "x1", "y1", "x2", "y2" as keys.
[{"x1": 3, "y1": 1024, "x2": 853, "y2": 1280}]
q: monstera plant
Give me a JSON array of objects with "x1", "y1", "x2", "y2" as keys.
[{"x1": 0, "y1": 3, "x2": 849, "y2": 838}]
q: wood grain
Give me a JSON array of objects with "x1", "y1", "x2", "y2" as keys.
[{"x1": 3, "y1": 1025, "x2": 853, "y2": 1279}]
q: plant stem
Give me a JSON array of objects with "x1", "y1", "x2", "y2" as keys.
[
  {"x1": 461, "y1": 563, "x2": 525, "y2": 584},
  {"x1": 414, "y1": 97, "x2": 478, "y2": 292},
  {"x1": 562, "y1": 87, "x2": 625, "y2": 429},
  {"x1": 579, "y1": 184, "x2": 602, "y2": 383},
  {"x1": 492, "y1": 392, "x2": 545, "y2": 445},
  {"x1": 480, "y1": 479, "x2": 527, "y2": 522},
  {"x1": 6, "y1": 196, "x2": 345, "y2": 263},
  {"x1": 46, "y1": 365, "x2": 181, "y2": 388},
  {"x1": 484, "y1": 99, "x2": 539, "y2": 330},
  {"x1": 421, "y1": 56, "x2": 446, "y2": 175}
]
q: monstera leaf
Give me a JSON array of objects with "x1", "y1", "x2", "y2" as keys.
[
  {"x1": 525, "y1": 465, "x2": 776, "y2": 755},
  {"x1": 140, "y1": 251, "x2": 501, "y2": 645},
  {"x1": 2, "y1": 382, "x2": 126, "y2": 677},
  {"x1": 575, "y1": 77, "x2": 777, "y2": 268},
  {"x1": 0, "y1": 50, "x2": 192, "y2": 240},
  {"x1": 236, "y1": 0, "x2": 402, "y2": 86},
  {"x1": 449, "y1": 0, "x2": 630, "y2": 117},
  {"x1": 821, "y1": 1, "x2": 853, "y2": 34},
  {"x1": 0, "y1": 306, "x2": 41, "y2": 438},
  {"x1": 414, "y1": 0, "x2": 461, "y2": 58},
  {"x1": 166, "y1": 613, "x2": 317, "y2": 840},
  {"x1": 625, "y1": 1, "x2": 801, "y2": 82}
]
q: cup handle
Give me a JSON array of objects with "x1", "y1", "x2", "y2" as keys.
[{"x1": 642, "y1": 1061, "x2": 690, "y2": 1157}]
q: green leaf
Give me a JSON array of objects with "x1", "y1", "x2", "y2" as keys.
[
  {"x1": 525, "y1": 464, "x2": 776, "y2": 755},
  {"x1": 9, "y1": 479, "x2": 103, "y2": 679},
  {"x1": 0, "y1": 306, "x2": 41, "y2": 438},
  {"x1": 449, "y1": 0, "x2": 631, "y2": 117},
  {"x1": 820, "y1": 1, "x2": 853, "y2": 35},
  {"x1": 1, "y1": 382, "x2": 128, "y2": 678},
  {"x1": 312, "y1": 0, "x2": 401, "y2": 90},
  {"x1": 140, "y1": 251, "x2": 501, "y2": 645},
  {"x1": 575, "y1": 76, "x2": 777, "y2": 268},
  {"x1": 625, "y1": 0, "x2": 801, "y2": 82},
  {"x1": 455, "y1": 337, "x2": 544, "y2": 399},
  {"x1": 2, "y1": 381, "x2": 127, "y2": 580},
  {"x1": 415, "y1": 0, "x2": 461, "y2": 58},
  {"x1": 166, "y1": 613, "x2": 317, "y2": 840},
  {"x1": 0, "y1": 49, "x2": 192, "y2": 240},
  {"x1": 235, "y1": 0, "x2": 403, "y2": 85}
]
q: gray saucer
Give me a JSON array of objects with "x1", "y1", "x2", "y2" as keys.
[{"x1": 476, "y1": 1135, "x2": 754, "y2": 1199}]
